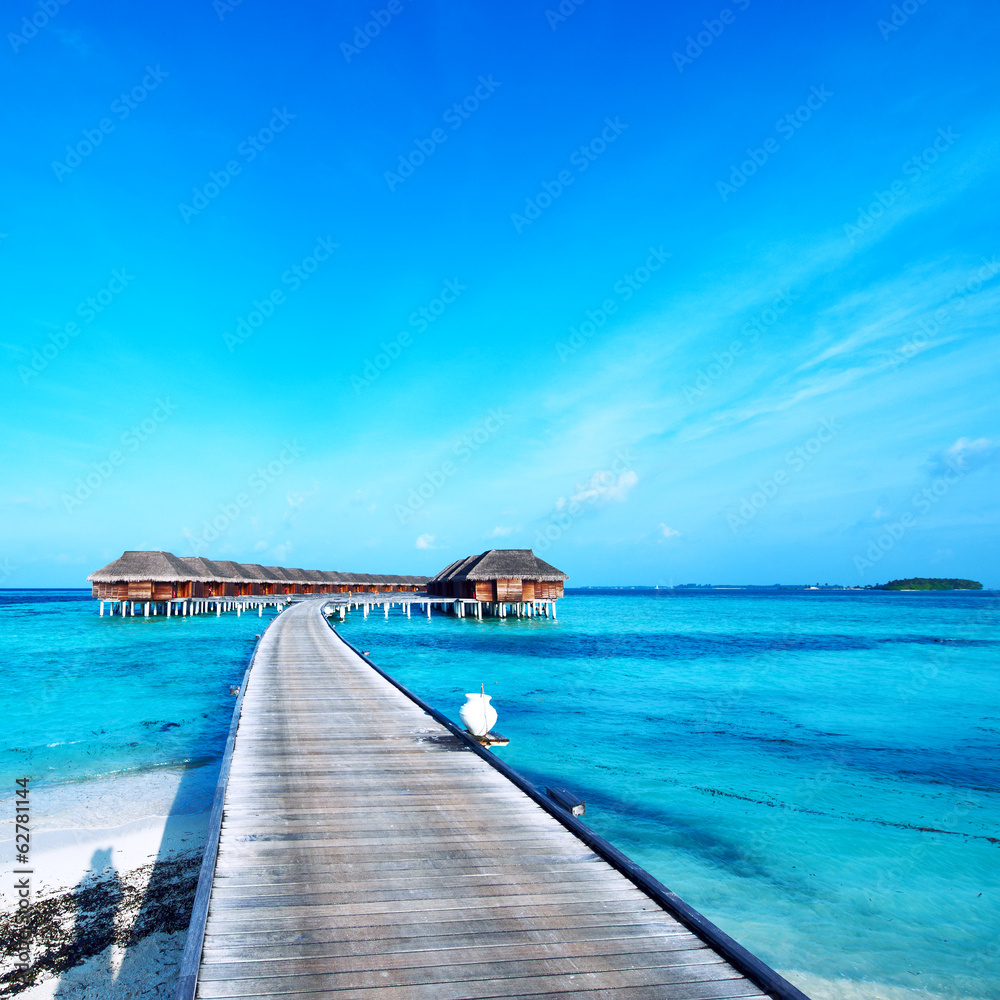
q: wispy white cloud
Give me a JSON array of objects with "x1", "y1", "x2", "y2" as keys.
[
  {"x1": 565, "y1": 469, "x2": 638, "y2": 507},
  {"x1": 929, "y1": 436, "x2": 999, "y2": 477},
  {"x1": 415, "y1": 533, "x2": 435, "y2": 549}
]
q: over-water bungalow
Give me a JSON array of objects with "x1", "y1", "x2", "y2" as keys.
[
  {"x1": 427, "y1": 549, "x2": 568, "y2": 601},
  {"x1": 88, "y1": 551, "x2": 430, "y2": 606},
  {"x1": 88, "y1": 550, "x2": 205, "y2": 602}
]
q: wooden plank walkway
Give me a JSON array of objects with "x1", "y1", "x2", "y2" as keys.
[{"x1": 179, "y1": 598, "x2": 809, "y2": 1000}]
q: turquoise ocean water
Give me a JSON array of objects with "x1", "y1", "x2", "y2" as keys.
[{"x1": 3, "y1": 587, "x2": 998, "y2": 997}]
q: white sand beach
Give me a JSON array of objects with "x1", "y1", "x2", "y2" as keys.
[{"x1": 1, "y1": 768, "x2": 213, "y2": 997}]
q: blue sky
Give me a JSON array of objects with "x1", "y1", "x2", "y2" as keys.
[{"x1": 2, "y1": 0, "x2": 998, "y2": 587}]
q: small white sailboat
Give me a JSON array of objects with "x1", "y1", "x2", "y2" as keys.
[{"x1": 459, "y1": 683, "x2": 498, "y2": 737}]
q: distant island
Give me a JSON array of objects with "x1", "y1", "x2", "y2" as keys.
[{"x1": 876, "y1": 578, "x2": 983, "y2": 591}]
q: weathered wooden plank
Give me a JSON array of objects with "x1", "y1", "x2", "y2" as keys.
[
  {"x1": 195, "y1": 961, "x2": 750, "y2": 999},
  {"x1": 200, "y1": 985, "x2": 766, "y2": 1000},
  {"x1": 208, "y1": 868, "x2": 630, "y2": 895},
  {"x1": 200, "y1": 927, "x2": 702, "y2": 963},
  {"x1": 197, "y1": 943, "x2": 720, "y2": 978},
  {"x1": 210, "y1": 883, "x2": 641, "y2": 908},
  {"x1": 198, "y1": 899, "x2": 688, "y2": 935},
  {"x1": 203, "y1": 886, "x2": 649, "y2": 917},
  {"x1": 199, "y1": 909, "x2": 687, "y2": 942},
  {"x1": 212, "y1": 845, "x2": 597, "y2": 867},
  {"x1": 211, "y1": 854, "x2": 603, "y2": 878},
  {"x1": 199, "y1": 905, "x2": 689, "y2": 939},
  {"x1": 213, "y1": 831, "x2": 585, "y2": 851}
]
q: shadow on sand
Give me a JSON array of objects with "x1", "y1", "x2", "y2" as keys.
[{"x1": 0, "y1": 761, "x2": 223, "y2": 998}]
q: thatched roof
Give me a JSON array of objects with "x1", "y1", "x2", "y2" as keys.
[
  {"x1": 264, "y1": 565, "x2": 297, "y2": 582},
  {"x1": 87, "y1": 550, "x2": 202, "y2": 583},
  {"x1": 180, "y1": 556, "x2": 243, "y2": 583},
  {"x1": 429, "y1": 550, "x2": 567, "y2": 583},
  {"x1": 212, "y1": 560, "x2": 257, "y2": 582},
  {"x1": 88, "y1": 551, "x2": 431, "y2": 588},
  {"x1": 239, "y1": 563, "x2": 282, "y2": 583}
]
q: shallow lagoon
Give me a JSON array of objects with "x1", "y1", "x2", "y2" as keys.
[{"x1": 3, "y1": 587, "x2": 997, "y2": 998}]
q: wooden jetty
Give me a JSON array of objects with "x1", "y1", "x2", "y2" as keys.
[{"x1": 177, "y1": 597, "x2": 809, "y2": 1000}]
